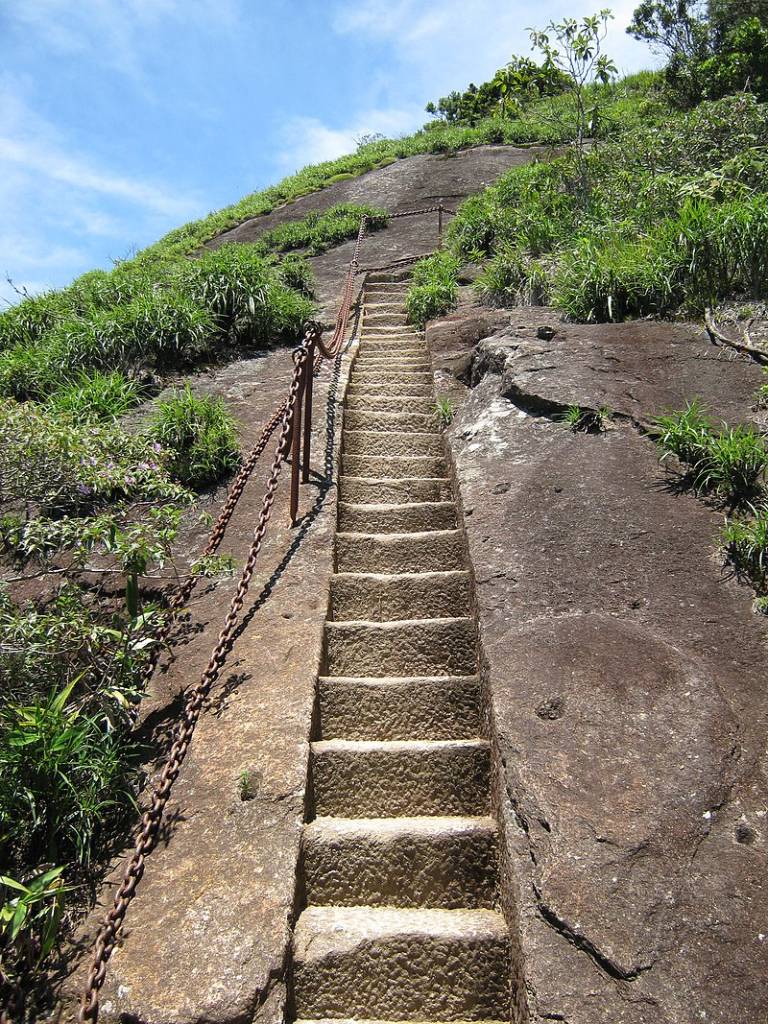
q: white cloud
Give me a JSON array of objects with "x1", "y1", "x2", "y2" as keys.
[{"x1": 278, "y1": 108, "x2": 421, "y2": 172}]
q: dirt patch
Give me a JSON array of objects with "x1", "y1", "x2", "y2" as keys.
[{"x1": 431, "y1": 308, "x2": 768, "y2": 1024}]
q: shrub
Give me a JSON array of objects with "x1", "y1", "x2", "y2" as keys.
[
  {"x1": 45, "y1": 371, "x2": 144, "y2": 422},
  {"x1": 150, "y1": 386, "x2": 241, "y2": 489},
  {"x1": 406, "y1": 252, "x2": 461, "y2": 328},
  {"x1": 178, "y1": 244, "x2": 313, "y2": 346},
  {"x1": 277, "y1": 255, "x2": 315, "y2": 297},
  {"x1": 722, "y1": 506, "x2": 768, "y2": 586},
  {"x1": 552, "y1": 233, "x2": 678, "y2": 321},
  {"x1": 654, "y1": 402, "x2": 768, "y2": 502},
  {"x1": 0, "y1": 400, "x2": 185, "y2": 519},
  {"x1": 0, "y1": 681, "x2": 138, "y2": 869}
]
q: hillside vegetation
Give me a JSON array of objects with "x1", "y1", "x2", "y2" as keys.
[{"x1": 3, "y1": 0, "x2": 768, "y2": 1009}]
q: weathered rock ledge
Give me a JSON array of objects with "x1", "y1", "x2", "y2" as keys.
[{"x1": 431, "y1": 306, "x2": 768, "y2": 1024}]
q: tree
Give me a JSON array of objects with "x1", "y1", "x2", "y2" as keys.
[
  {"x1": 628, "y1": 0, "x2": 768, "y2": 106},
  {"x1": 530, "y1": 10, "x2": 618, "y2": 194},
  {"x1": 626, "y1": 1, "x2": 709, "y2": 59}
]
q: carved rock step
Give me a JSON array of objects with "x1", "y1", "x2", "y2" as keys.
[
  {"x1": 343, "y1": 429, "x2": 444, "y2": 456},
  {"x1": 342, "y1": 454, "x2": 445, "y2": 480},
  {"x1": 344, "y1": 395, "x2": 436, "y2": 415},
  {"x1": 350, "y1": 369, "x2": 432, "y2": 384},
  {"x1": 335, "y1": 530, "x2": 464, "y2": 574},
  {"x1": 292, "y1": 906, "x2": 510, "y2": 1020},
  {"x1": 360, "y1": 327, "x2": 421, "y2": 337},
  {"x1": 347, "y1": 380, "x2": 433, "y2": 397},
  {"x1": 302, "y1": 815, "x2": 497, "y2": 908},
  {"x1": 330, "y1": 570, "x2": 471, "y2": 621},
  {"x1": 364, "y1": 311, "x2": 409, "y2": 323},
  {"x1": 353, "y1": 357, "x2": 431, "y2": 371},
  {"x1": 357, "y1": 341, "x2": 426, "y2": 354},
  {"x1": 344, "y1": 409, "x2": 436, "y2": 433},
  {"x1": 310, "y1": 739, "x2": 490, "y2": 817},
  {"x1": 340, "y1": 476, "x2": 451, "y2": 505},
  {"x1": 318, "y1": 673, "x2": 481, "y2": 740},
  {"x1": 338, "y1": 500, "x2": 457, "y2": 535},
  {"x1": 324, "y1": 616, "x2": 477, "y2": 676}
]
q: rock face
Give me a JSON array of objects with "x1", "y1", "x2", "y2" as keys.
[{"x1": 431, "y1": 309, "x2": 768, "y2": 1024}]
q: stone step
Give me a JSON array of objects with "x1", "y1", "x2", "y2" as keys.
[
  {"x1": 361, "y1": 326, "x2": 420, "y2": 336},
  {"x1": 359, "y1": 339, "x2": 424, "y2": 351},
  {"x1": 342, "y1": 454, "x2": 445, "y2": 480},
  {"x1": 338, "y1": 501, "x2": 457, "y2": 534},
  {"x1": 317, "y1": 674, "x2": 481, "y2": 739},
  {"x1": 343, "y1": 430, "x2": 443, "y2": 457},
  {"x1": 347, "y1": 380, "x2": 433, "y2": 397},
  {"x1": 344, "y1": 409, "x2": 436, "y2": 433},
  {"x1": 310, "y1": 738, "x2": 490, "y2": 817},
  {"x1": 302, "y1": 815, "x2": 497, "y2": 908},
  {"x1": 292, "y1": 906, "x2": 510, "y2": 1020},
  {"x1": 350, "y1": 370, "x2": 432, "y2": 385},
  {"x1": 340, "y1": 476, "x2": 451, "y2": 505},
  {"x1": 335, "y1": 530, "x2": 464, "y2": 574},
  {"x1": 344, "y1": 395, "x2": 436, "y2": 415},
  {"x1": 297, "y1": 1019, "x2": 506, "y2": 1024},
  {"x1": 329, "y1": 570, "x2": 471, "y2": 621},
  {"x1": 364, "y1": 311, "x2": 409, "y2": 322},
  {"x1": 324, "y1": 616, "x2": 477, "y2": 676}
]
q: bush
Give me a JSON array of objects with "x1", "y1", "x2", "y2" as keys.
[
  {"x1": 150, "y1": 386, "x2": 241, "y2": 489},
  {"x1": 0, "y1": 400, "x2": 184, "y2": 519},
  {"x1": 722, "y1": 506, "x2": 768, "y2": 586},
  {"x1": 277, "y1": 255, "x2": 315, "y2": 297},
  {"x1": 654, "y1": 401, "x2": 768, "y2": 502},
  {"x1": 252, "y1": 203, "x2": 388, "y2": 257},
  {"x1": 0, "y1": 681, "x2": 137, "y2": 869},
  {"x1": 552, "y1": 233, "x2": 679, "y2": 321},
  {"x1": 178, "y1": 244, "x2": 314, "y2": 345},
  {"x1": 406, "y1": 252, "x2": 461, "y2": 328}
]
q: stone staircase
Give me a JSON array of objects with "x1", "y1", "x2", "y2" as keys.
[{"x1": 291, "y1": 274, "x2": 512, "y2": 1023}]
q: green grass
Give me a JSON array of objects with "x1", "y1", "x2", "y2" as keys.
[
  {"x1": 655, "y1": 401, "x2": 768, "y2": 503},
  {"x1": 406, "y1": 251, "x2": 461, "y2": 328},
  {"x1": 438, "y1": 92, "x2": 768, "y2": 324},
  {"x1": 150, "y1": 386, "x2": 241, "y2": 489}
]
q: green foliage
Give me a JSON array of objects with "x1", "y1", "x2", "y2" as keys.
[
  {"x1": 628, "y1": 0, "x2": 768, "y2": 106},
  {"x1": 562, "y1": 404, "x2": 609, "y2": 432},
  {"x1": 251, "y1": 203, "x2": 388, "y2": 257},
  {"x1": 1, "y1": 867, "x2": 69, "y2": 979},
  {"x1": 435, "y1": 397, "x2": 454, "y2": 427},
  {"x1": 277, "y1": 255, "x2": 314, "y2": 297},
  {"x1": 722, "y1": 505, "x2": 768, "y2": 586},
  {"x1": 0, "y1": 400, "x2": 185, "y2": 520},
  {"x1": 45, "y1": 371, "x2": 144, "y2": 422},
  {"x1": 406, "y1": 253, "x2": 461, "y2": 328},
  {"x1": 150, "y1": 386, "x2": 241, "y2": 489},
  {"x1": 654, "y1": 401, "x2": 768, "y2": 501},
  {"x1": 0, "y1": 681, "x2": 138, "y2": 868},
  {"x1": 178, "y1": 244, "x2": 313, "y2": 346},
  {"x1": 447, "y1": 91, "x2": 768, "y2": 319}
]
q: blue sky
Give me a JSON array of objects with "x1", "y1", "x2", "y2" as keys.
[{"x1": 0, "y1": 1, "x2": 654, "y2": 306}]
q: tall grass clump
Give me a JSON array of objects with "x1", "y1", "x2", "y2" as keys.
[
  {"x1": 655, "y1": 401, "x2": 768, "y2": 503},
  {"x1": 149, "y1": 386, "x2": 241, "y2": 489},
  {"x1": 406, "y1": 252, "x2": 461, "y2": 328},
  {"x1": 45, "y1": 371, "x2": 144, "y2": 422}
]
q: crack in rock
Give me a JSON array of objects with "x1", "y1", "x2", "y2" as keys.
[{"x1": 536, "y1": 898, "x2": 654, "y2": 983}]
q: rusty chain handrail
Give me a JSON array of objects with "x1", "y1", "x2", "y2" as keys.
[{"x1": 0, "y1": 202, "x2": 451, "y2": 1024}]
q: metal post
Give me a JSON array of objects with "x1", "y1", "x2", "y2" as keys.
[
  {"x1": 289, "y1": 360, "x2": 305, "y2": 525},
  {"x1": 438, "y1": 204, "x2": 444, "y2": 247},
  {"x1": 302, "y1": 337, "x2": 315, "y2": 484}
]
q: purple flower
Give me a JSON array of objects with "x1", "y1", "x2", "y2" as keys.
[{"x1": 77, "y1": 483, "x2": 93, "y2": 496}]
